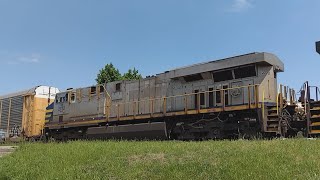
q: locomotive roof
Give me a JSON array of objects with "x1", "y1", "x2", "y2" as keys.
[
  {"x1": 0, "y1": 86, "x2": 59, "y2": 100},
  {"x1": 162, "y1": 52, "x2": 284, "y2": 79},
  {"x1": 57, "y1": 52, "x2": 284, "y2": 92}
]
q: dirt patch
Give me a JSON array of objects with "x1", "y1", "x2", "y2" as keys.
[
  {"x1": 128, "y1": 153, "x2": 166, "y2": 165},
  {"x1": 0, "y1": 146, "x2": 17, "y2": 157}
]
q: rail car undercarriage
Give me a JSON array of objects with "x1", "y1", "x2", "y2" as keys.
[{"x1": 45, "y1": 106, "x2": 309, "y2": 141}]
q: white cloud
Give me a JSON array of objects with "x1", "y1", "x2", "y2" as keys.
[
  {"x1": 19, "y1": 56, "x2": 40, "y2": 63},
  {"x1": 6, "y1": 53, "x2": 41, "y2": 65},
  {"x1": 6, "y1": 61, "x2": 19, "y2": 65},
  {"x1": 229, "y1": 0, "x2": 253, "y2": 12}
]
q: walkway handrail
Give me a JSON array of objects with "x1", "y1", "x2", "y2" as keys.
[{"x1": 108, "y1": 84, "x2": 261, "y2": 119}]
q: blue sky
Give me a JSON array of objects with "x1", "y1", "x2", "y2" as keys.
[{"x1": 0, "y1": 0, "x2": 319, "y2": 95}]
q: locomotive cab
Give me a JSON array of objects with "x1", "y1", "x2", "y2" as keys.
[{"x1": 49, "y1": 85, "x2": 108, "y2": 125}]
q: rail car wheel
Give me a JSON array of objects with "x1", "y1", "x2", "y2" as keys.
[
  {"x1": 239, "y1": 131, "x2": 263, "y2": 140},
  {"x1": 175, "y1": 129, "x2": 195, "y2": 141},
  {"x1": 238, "y1": 127, "x2": 262, "y2": 139},
  {"x1": 207, "y1": 128, "x2": 222, "y2": 140},
  {"x1": 28, "y1": 137, "x2": 36, "y2": 142}
]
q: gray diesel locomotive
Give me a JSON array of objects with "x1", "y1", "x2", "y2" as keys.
[{"x1": 45, "y1": 52, "x2": 314, "y2": 140}]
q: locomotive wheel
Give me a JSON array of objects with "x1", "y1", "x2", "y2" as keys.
[{"x1": 207, "y1": 128, "x2": 222, "y2": 140}]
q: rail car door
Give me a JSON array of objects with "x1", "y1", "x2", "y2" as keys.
[
  {"x1": 171, "y1": 82, "x2": 184, "y2": 112},
  {"x1": 231, "y1": 81, "x2": 243, "y2": 105},
  {"x1": 215, "y1": 84, "x2": 230, "y2": 107},
  {"x1": 238, "y1": 79, "x2": 255, "y2": 105},
  {"x1": 208, "y1": 86, "x2": 215, "y2": 108},
  {"x1": 215, "y1": 85, "x2": 222, "y2": 107},
  {"x1": 193, "y1": 86, "x2": 206, "y2": 109},
  {"x1": 55, "y1": 92, "x2": 68, "y2": 123}
]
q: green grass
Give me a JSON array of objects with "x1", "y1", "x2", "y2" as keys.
[{"x1": 0, "y1": 139, "x2": 320, "y2": 180}]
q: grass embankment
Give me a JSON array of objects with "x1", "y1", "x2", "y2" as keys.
[{"x1": 0, "y1": 139, "x2": 319, "y2": 180}]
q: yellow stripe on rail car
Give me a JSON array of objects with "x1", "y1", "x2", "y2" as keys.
[
  {"x1": 45, "y1": 114, "x2": 52, "y2": 118},
  {"x1": 46, "y1": 109, "x2": 53, "y2": 113}
]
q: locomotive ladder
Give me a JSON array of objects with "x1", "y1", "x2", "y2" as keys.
[
  {"x1": 264, "y1": 85, "x2": 296, "y2": 136},
  {"x1": 265, "y1": 106, "x2": 280, "y2": 133},
  {"x1": 308, "y1": 101, "x2": 320, "y2": 136},
  {"x1": 302, "y1": 82, "x2": 320, "y2": 137}
]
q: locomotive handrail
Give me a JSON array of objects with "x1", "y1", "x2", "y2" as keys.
[
  {"x1": 309, "y1": 86, "x2": 320, "y2": 101},
  {"x1": 109, "y1": 84, "x2": 261, "y2": 119},
  {"x1": 111, "y1": 84, "x2": 260, "y2": 106},
  {"x1": 276, "y1": 84, "x2": 282, "y2": 115},
  {"x1": 303, "y1": 82, "x2": 309, "y2": 113},
  {"x1": 0, "y1": 100, "x2": 2, "y2": 130},
  {"x1": 94, "y1": 84, "x2": 112, "y2": 121},
  {"x1": 276, "y1": 84, "x2": 295, "y2": 115},
  {"x1": 262, "y1": 90, "x2": 265, "y2": 119}
]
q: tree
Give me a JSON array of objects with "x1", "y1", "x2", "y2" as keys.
[
  {"x1": 96, "y1": 63, "x2": 122, "y2": 84},
  {"x1": 123, "y1": 68, "x2": 142, "y2": 81},
  {"x1": 96, "y1": 64, "x2": 143, "y2": 84}
]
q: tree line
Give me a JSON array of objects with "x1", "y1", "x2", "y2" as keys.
[{"x1": 96, "y1": 63, "x2": 142, "y2": 84}]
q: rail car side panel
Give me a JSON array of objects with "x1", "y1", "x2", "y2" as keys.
[{"x1": 50, "y1": 64, "x2": 277, "y2": 123}]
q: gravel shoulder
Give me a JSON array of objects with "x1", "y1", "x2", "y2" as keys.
[{"x1": 0, "y1": 146, "x2": 17, "y2": 157}]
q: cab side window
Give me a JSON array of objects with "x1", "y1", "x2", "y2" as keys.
[
  {"x1": 116, "y1": 83, "x2": 121, "y2": 91},
  {"x1": 90, "y1": 87, "x2": 97, "y2": 95},
  {"x1": 99, "y1": 85, "x2": 105, "y2": 93},
  {"x1": 70, "y1": 93, "x2": 76, "y2": 103}
]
